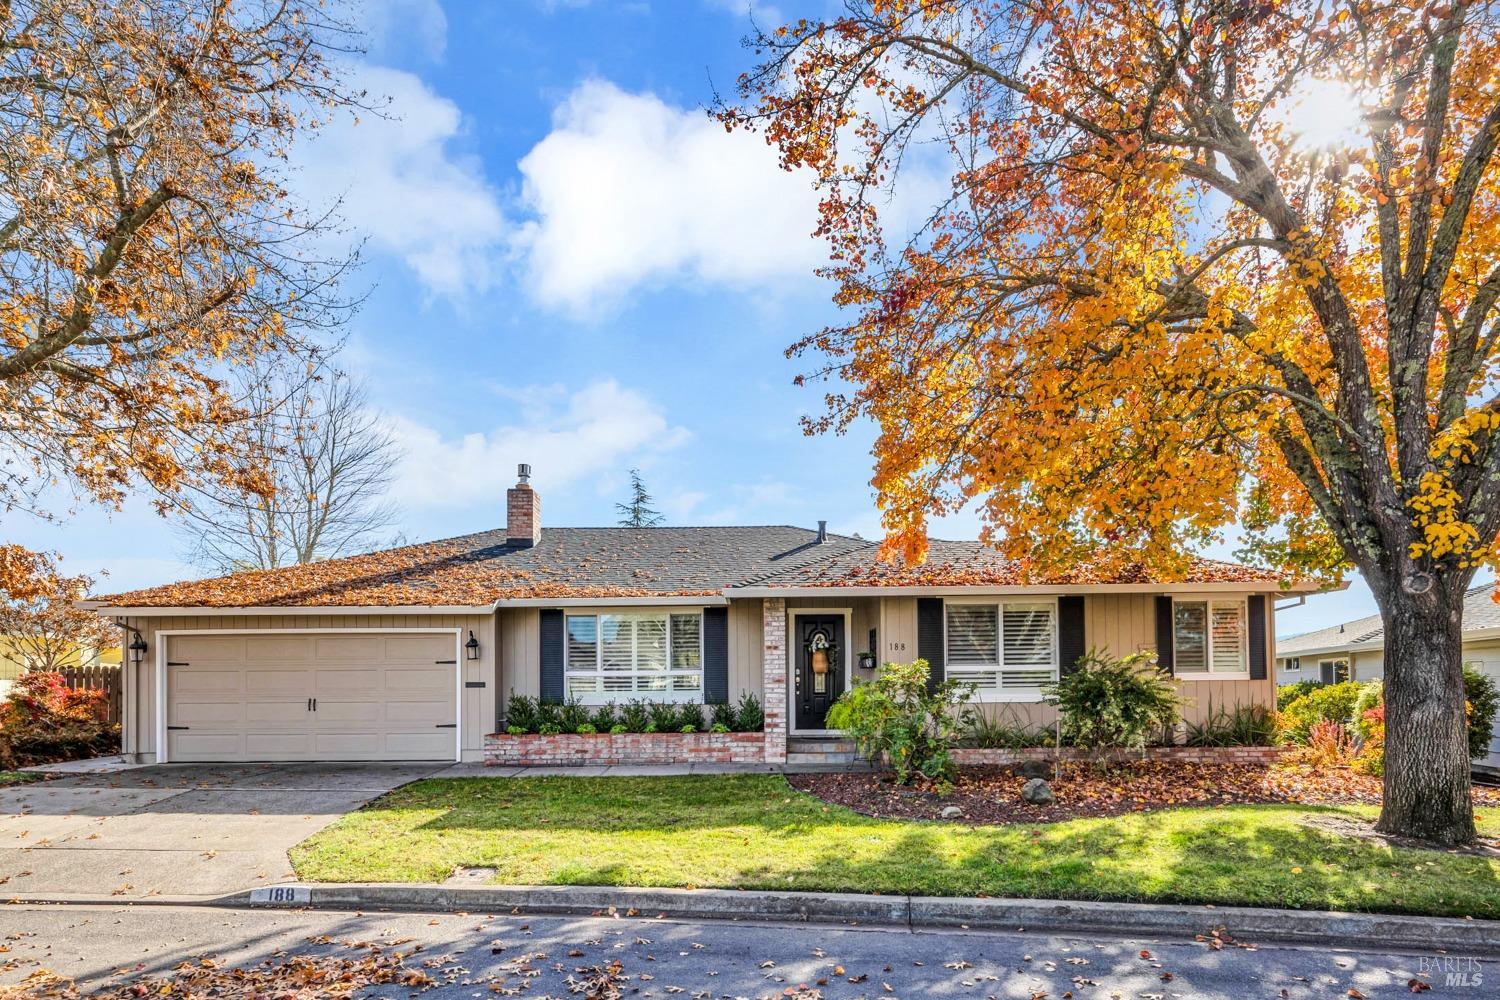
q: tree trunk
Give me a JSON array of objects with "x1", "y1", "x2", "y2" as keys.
[{"x1": 1375, "y1": 587, "x2": 1475, "y2": 845}]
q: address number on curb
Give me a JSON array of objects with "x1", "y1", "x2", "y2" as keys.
[{"x1": 250, "y1": 886, "x2": 311, "y2": 905}]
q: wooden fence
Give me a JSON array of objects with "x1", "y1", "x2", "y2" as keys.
[{"x1": 57, "y1": 664, "x2": 123, "y2": 725}]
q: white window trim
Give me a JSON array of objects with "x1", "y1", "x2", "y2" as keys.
[
  {"x1": 943, "y1": 596, "x2": 1060, "y2": 702},
  {"x1": 1281, "y1": 656, "x2": 1302, "y2": 673},
  {"x1": 1172, "y1": 596, "x2": 1251, "y2": 680},
  {"x1": 563, "y1": 609, "x2": 706, "y2": 704}
]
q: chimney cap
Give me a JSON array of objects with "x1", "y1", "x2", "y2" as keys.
[{"x1": 517, "y1": 463, "x2": 531, "y2": 484}]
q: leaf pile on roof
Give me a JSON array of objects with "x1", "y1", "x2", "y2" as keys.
[
  {"x1": 98, "y1": 534, "x2": 719, "y2": 608},
  {"x1": 769, "y1": 548, "x2": 1283, "y2": 588}
]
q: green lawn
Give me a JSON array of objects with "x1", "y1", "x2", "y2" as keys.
[
  {"x1": 0, "y1": 771, "x2": 40, "y2": 786},
  {"x1": 290, "y1": 774, "x2": 1500, "y2": 919}
]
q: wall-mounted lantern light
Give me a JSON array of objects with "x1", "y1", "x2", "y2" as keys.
[
  {"x1": 128, "y1": 633, "x2": 147, "y2": 666},
  {"x1": 465, "y1": 630, "x2": 480, "y2": 661}
]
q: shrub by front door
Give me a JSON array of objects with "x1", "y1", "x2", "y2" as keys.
[{"x1": 794, "y1": 614, "x2": 845, "y2": 730}]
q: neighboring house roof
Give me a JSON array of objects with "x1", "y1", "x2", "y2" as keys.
[
  {"x1": 88, "y1": 525, "x2": 1294, "y2": 611},
  {"x1": 1277, "y1": 584, "x2": 1500, "y2": 659}
]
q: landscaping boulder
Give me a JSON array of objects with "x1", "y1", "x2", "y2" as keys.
[
  {"x1": 939, "y1": 805, "x2": 964, "y2": 819},
  {"x1": 1015, "y1": 759, "x2": 1051, "y2": 780},
  {"x1": 1021, "y1": 777, "x2": 1056, "y2": 805}
]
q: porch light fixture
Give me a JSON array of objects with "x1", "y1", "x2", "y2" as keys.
[
  {"x1": 465, "y1": 631, "x2": 480, "y2": 661},
  {"x1": 127, "y1": 633, "x2": 147, "y2": 665}
]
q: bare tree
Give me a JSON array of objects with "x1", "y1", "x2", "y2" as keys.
[{"x1": 175, "y1": 366, "x2": 402, "y2": 573}]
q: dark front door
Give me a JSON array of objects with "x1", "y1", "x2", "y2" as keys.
[{"x1": 795, "y1": 614, "x2": 845, "y2": 730}]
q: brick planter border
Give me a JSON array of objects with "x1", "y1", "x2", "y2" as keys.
[
  {"x1": 952, "y1": 745, "x2": 1286, "y2": 767},
  {"x1": 484, "y1": 731, "x2": 767, "y2": 766}
]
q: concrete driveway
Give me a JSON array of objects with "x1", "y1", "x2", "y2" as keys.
[{"x1": 0, "y1": 763, "x2": 447, "y2": 900}]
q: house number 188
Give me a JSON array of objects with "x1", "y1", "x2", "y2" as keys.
[{"x1": 887, "y1": 641, "x2": 907, "y2": 653}]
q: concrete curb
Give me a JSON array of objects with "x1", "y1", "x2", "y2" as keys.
[{"x1": 203, "y1": 883, "x2": 1500, "y2": 953}]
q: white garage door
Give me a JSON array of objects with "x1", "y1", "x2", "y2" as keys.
[{"x1": 164, "y1": 632, "x2": 458, "y2": 762}]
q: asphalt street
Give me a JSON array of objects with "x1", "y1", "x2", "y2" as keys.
[{"x1": 0, "y1": 903, "x2": 1489, "y2": 998}]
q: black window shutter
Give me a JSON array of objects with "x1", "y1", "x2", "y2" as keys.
[
  {"x1": 703, "y1": 607, "x2": 729, "y2": 703},
  {"x1": 539, "y1": 609, "x2": 564, "y2": 702},
  {"x1": 1154, "y1": 595, "x2": 1175, "y2": 674},
  {"x1": 1248, "y1": 594, "x2": 1268, "y2": 680},
  {"x1": 916, "y1": 597, "x2": 945, "y2": 692},
  {"x1": 1057, "y1": 595, "x2": 1086, "y2": 676}
]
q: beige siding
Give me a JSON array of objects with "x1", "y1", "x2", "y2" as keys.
[
  {"x1": 1351, "y1": 650, "x2": 1383, "y2": 681},
  {"x1": 878, "y1": 597, "x2": 918, "y2": 664},
  {"x1": 726, "y1": 598, "x2": 765, "y2": 702},
  {"x1": 120, "y1": 612, "x2": 498, "y2": 763}
]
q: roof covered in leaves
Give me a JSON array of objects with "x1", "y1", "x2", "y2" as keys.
[
  {"x1": 1276, "y1": 583, "x2": 1500, "y2": 657},
  {"x1": 94, "y1": 525, "x2": 1289, "y2": 609}
]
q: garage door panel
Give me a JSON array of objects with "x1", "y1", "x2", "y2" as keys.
[
  {"x1": 384, "y1": 732, "x2": 453, "y2": 757},
  {"x1": 172, "y1": 636, "x2": 248, "y2": 661},
  {"x1": 315, "y1": 669, "x2": 386, "y2": 696},
  {"x1": 313, "y1": 699, "x2": 385, "y2": 724},
  {"x1": 245, "y1": 732, "x2": 318, "y2": 760},
  {"x1": 384, "y1": 666, "x2": 452, "y2": 694},
  {"x1": 166, "y1": 631, "x2": 458, "y2": 763},
  {"x1": 314, "y1": 636, "x2": 385, "y2": 660},
  {"x1": 384, "y1": 635, "x2": 453, "y2": 660},
  {"x1": 245, "y1": 635, "x2": 315, "y2": 661},
  {"x1": 384, "y1": 700, "x2": 451, "y2": 724},
  {"x1": 246, "y1": 669, "x2": 313, "y2": 694}
]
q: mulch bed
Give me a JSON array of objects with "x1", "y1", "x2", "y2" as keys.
[{"x1": 788, "y1": 761, "x2": 1500, "y2": 826}]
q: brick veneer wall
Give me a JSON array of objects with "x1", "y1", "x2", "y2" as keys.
[
  {"x1": 952, "y1": 746, "x2": 1286, "y2": 767},
  {"x1": 761, "y1": 597, "x2": 788, "y2": 764},
  {"x1": 484, "y1": 732, "x2": 766, "y2": 766}
]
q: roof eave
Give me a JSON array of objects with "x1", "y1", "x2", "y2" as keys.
[
  {"x1": 80, "y1": 602, "x2": 498, "y2": 616},
  {"x1": 725, "y1": 580, "x2": 1320, "y2": 598}
]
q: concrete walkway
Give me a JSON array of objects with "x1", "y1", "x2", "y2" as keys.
[{"x1": 0, "y1": 763, "x2": 446, "y2": 899}]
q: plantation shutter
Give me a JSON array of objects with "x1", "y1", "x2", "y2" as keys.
[
  {"x1": 1154, "y1": 595, "x2": 1175, "y2": 675},
  {"x1": 539, "y1": 609, "x2": 565, "y2": 702},
  {"x1": 916, "y1": 597, "x2": 945, "y2": 692},
  {"x1": 703, "y1": 606, "x2": 729, "y2": 703},
  {"x1": 1248, "y1": 594, "x2": 1268, "y2": 680},
  {"x1": 1057, "y1": 595, "x2": 1086, "y2": 677}
]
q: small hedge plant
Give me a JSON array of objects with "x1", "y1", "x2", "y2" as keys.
[
  {"x1": 1276, "y1": 681, "x2": 1369, "y2": 745},
  {"x1": 1042, "y1": 650, "x2": 1182, "y2": 761},
  {"x1": 825, "y1": 658, "x2": 971, "y2": 790},
  {"x1": 502, "y1": 691, "x2": 764, "y2": 735},
  {"x1": 0, "y1": 670, "x2": 119, "y2": 768}
]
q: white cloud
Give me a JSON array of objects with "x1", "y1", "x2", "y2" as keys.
[
  {"x1": 358, "y1": 0, "x2": 448, "y2": 62},
  {"x1": 294, "y1": 63, "x2": 506, "y2": 298},
  {"x1": 386, "y1": 380, "x2": 691, "y2": 509},
  {"x1": 513, "y1": 79, "x2": 825, "y2": 315},
  {"x1": 706, "y1": 0, "x2": 783, "y2": 26}
]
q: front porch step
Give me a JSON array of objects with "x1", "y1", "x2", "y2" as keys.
[{"x1": 787, "y1": 737, "x2": 856, "y2": 754}]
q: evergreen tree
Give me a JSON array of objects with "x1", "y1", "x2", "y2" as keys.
[{"x1": 616, "y1": 469, "x2": 664, "y2": 527}]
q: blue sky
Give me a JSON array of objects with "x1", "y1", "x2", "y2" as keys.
[{"x1": 9, "y1": 0, "x2": 1453, "y2": 636}]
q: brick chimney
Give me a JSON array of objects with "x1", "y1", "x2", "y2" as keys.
[{"x1": 507, "y1": 463, "x2": 541, "y2": 547}]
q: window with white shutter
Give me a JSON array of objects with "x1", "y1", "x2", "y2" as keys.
[
  {"x1": 944, "y1": 600, "x2": 1058, "y2": 698},
  {"x1": 1173, "y1": 599, "x2": 1248, "y2": 677},
  {"x1": 565, "y1": 611, "x2": 704, "y2": 702}
]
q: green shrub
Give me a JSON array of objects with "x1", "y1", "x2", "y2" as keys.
[
  {"x1": 1465, "y1": 667, "x2": 1499, "y2": 761},
  {"x1": 1277, "y1": 679, "x2": 1324, "y2": 711},
  {"x1": 535, "y1": 700, "x2": 563, "y2": 733},
  {"x1": 710, "y1": 722, "x2": 730, "y2": 734},
  {"x1": 609, "y1": 723, "x2": 627, "y2": 735},
  {"x1": 588, "y1": 704, "x2": 617, "y2": 732},
  {"x1": 559, "y1": 698, "x2": 590, "y2": 733},
  {"x1": 1042, "y1": 650, "x2": 1181, "y2": 759},
  {"x1": 620, "y1": 700, "x2": 649, "y2": 733},
  {"x1": 676, "y1": 703, "x2": 705, "y2": 732},
  {"x1": 574, "y1": 723, "x2": 597, "y2": 735},
  {"x1": 824, "y1": 659, "x2": 971, "y2": 789},
  {"x1": 646, "y1": 701, "x2": 678, "y2": 733},
  {"x1": 710, "y1": 701, "x2": 736, "y2": 731},
  {"x1": 1184, "y1": 700, "x2": 1277, "y2": 747},
  {"x1": 1352, "y1": 682, "x2": 1384, "y2": 739},
  {"x1": 733, "y1": 692, "x2": 764, "y2": 733},
  {"x1": 537, "y1": 722, "x2": 562, "y2": 735},
  {"x1": 505, "y1": 693, "x2": 539, "y2": 733},
  {"x1": 958, "y1": 705, "x2": 1050, "y2": 749},
  {"x1": 1277, "y1": 681, "x2": 1364, "y2": 745}
]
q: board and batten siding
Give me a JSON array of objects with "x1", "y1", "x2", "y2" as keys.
[
  {"x1": 873, "y1": 592, "x2": 1277, "y2": 730},
  {"x1": 118, "y1": 612, "x2": 498, "y2": 763},
  {"x1": 496, "y1": 601, "x2": 767, "y2": 726}
]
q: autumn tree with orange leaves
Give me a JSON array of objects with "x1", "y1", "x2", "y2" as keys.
[
  {"x1": 727, "y1": 0, "x2": 1500, "y2": 844},
  {"x1": 0, "y1": 0, "x2": 361, "y2": 600}
]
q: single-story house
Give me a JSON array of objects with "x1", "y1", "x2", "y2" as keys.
[
  {"x1": 1275, "y1": 584, "x2": 1500, "y2": 766},
  {"x1": 82, "y1": 466, "x2": 1317, "y2": 765}
]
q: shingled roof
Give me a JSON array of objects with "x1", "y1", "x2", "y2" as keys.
[
  {"x1": 1276, "y1": 583, "x2": 1500, "y2": 657},
  {"x1": 93, "y1": 525, "x2": 1289, "y2": 609}
]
